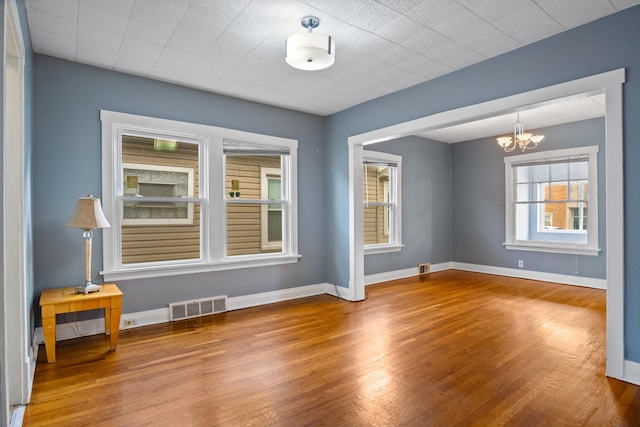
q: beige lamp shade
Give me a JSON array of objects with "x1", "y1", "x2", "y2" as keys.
[{"x1": 66, "y1": 195, "x2": 110, "y2": 230}]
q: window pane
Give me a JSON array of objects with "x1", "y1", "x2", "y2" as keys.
[
  {"x1": 121, "y1": 201, "x2": 201, "y2": 264},
  {"x1": 268, "y1": 177, "x2": 281, "y2": 209},
  {"x1": 550, "y1": 163, "x2": 568, "y2": 181},
  {"x1": 363, "y1": 165, "x2": 389, "y2": 203},
  {"x1": 516, "y1": 165, "x2": 531, "y2": 183},
  {"x1": 120, "y1": 135, "x2": 201, "y2": 264},
  {"x1": 532, "y1": 164, "x2": 548, "y2": 182},
  {"x1": 570, "y1": 161, "x2": 589, "y2": 180},
  {"x1": 268, "y1": 210, "x2": 282, "y2": 242},
  {"x1": 225, "y1": 154, "x2": 281, "y2": 200},
  {"x1": 549, "y1": 182, "x2": 568, "y2": 201},
  {"x1": 364, "y1": 206, "x2": 390, "y2": 244},
  {"x1": 516, "y1": 183, "x2": 531, "y2": 202},
  {"x1": 227, "y1": 203, "x2": 283, "y2": 255}
]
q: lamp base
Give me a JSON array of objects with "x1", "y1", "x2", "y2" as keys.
[{"x1": 76, "y1": 282, "x2": 102, "y2": 295}]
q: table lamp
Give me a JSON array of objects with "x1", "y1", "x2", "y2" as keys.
[{"x1": 67, "y1": 195, "x2": 110, "y2": 294}]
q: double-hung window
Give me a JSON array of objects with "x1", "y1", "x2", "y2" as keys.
[
  {"x1": 363, "y1": 150, "x2": 402, "y2": 255},
  {"x1": 504, "y1": 146, "x2": 599, "y2": 255},
  {"x1": 100, "y1": 110, "x2": 299, "y2": 281}
]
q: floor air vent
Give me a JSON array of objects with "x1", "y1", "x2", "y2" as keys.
[
  {"x1": 418, "y1": 263, "x2": 431, "y2": 275},
  {"x1": 170, "y1": 296, "x2": 227, "y2": 321}
]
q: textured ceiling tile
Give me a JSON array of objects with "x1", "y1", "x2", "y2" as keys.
[
  {"x1": 535, "y1": 0, "x2": 616, "y2": 28},
  {"x1": 409, "y1": 0, "x2": 466, "y2": 28},
  {"x1": 114, "y1": 51, "x2": 157, "y2": 76},
  {"x1": 424, "y1": 40, "x2": 485, "y2": 68},
  {"x1": 27, "y1": 8, "x2": 77, "y2": 37},
  {"x1": 81, "y1": 0, "x2": 136, "y2": 15},
  {"x1": 79, "y1": 3, "x2": 130, "y2": 34},
  {"x1": 610, "y1": 0, "x2": 640, "y2": 8},
  {"x1": 375, "y1": 0, "x2": 425, "y2": 14},
  {"x1": 124, "y1": 17, "x2": 174, "y2": 46},
  {"x1": 120, "y1": 36, "x2": 164, "y2": 58},
  {"x1": 29, "y1": 27, "x2": 76, "y2": 60},
  {"x1": 433, "y1": 9, "x2": 490, "y2": 42},
  {"x1": 346, "y1": 1, "x2": 402, "y2": 32},
  {"x1": 130, "y1": 0, "x2": 190, "y2": 28},
  {"x1": 302, "y1": 0, "x2": 371, "y2": 18},
  {"x1": 377, "y1": 15, "x2": 427, "y2": 43},
  {"x1": 26, "y1": 0, "x2": 78, "y2": 20},
  {"x1": 158, "y1": 47, "x2": 200, "y2": 68},
  {"x1": 373, "y1": 44, "x2": 413, "y2": 65},
  {"x1": 167, "y1": 32, "x2": 217, "y2": 57},
  {"x1": 203, "y1": 29, "x2": 262, "y2": 63},
  {"x1": 175, "y1": 7, "x2": 227, "y2": 40},
  {"x1": 492, "y1": 3, "x2": 564, "y2": 44},
  {"x1": 474, "y1": 34, "x2": 521, "y2": 58},
  {"x1": 396, "y1": 54, "x2": 453, "y2": 78},
  {"x1": 402, "y1": 28, "x2": 451, "y2": 54},
  {"x1": 349, "y1": 33, "x2": 397, "y2": 57},
  {"x1": 78, "y1": 24, "x2": 123, "y2": 51},
  {"x1": 462, "y1": 0, "x2": 530, "y2": 22},
  {"x1": 77, "y1": 39, "x2": 119, "y2": 68},
  {"x1": 149, "y1": 60, "x2": 189, "y2": 84}
]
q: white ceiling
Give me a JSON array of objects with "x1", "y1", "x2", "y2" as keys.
[
  {"x1": 25, "y1": 0, "x2": 639, "y2": 119},
  {"x1": 418, "y1": 93, "x2": 606, "y2": 143}
]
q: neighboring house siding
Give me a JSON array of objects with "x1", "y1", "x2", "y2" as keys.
[{"x1": 225, "y1": 155, "x2": 280, "y2": 256}]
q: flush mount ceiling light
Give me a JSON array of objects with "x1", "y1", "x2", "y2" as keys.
[
  {"x1": 285, "y1": 16, "x2": 335, "y2": 71},
  {"x1": 496, "y1": 113, "x2": 545, "y2": 152}
]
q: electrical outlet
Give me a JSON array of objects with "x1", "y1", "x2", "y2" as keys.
[
  {"x1": 124, "y1": 318, "x2": 138, "y2": 327},
  {"x1": 518, "y1": 260, "x2": 524, "y2": 268}
]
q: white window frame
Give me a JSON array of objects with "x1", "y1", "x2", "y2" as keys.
[
  {"x1": 260, "y1": 167, "x2": 282, "y2": 250},
  {"x1": 100, "y1": 110, "x2": 300, "y2": 281},
  {"x1": 504, "y1": 146, "x2": 599, "y2": 256},
  {"x1": 363, "y1": 150, "x2": 403, "y2": 255}
]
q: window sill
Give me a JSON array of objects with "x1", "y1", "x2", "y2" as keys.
[
  {"x1": 504, "y1": 243, "x2": 600, "y2": 256},
  {"x1": 102, "y1": 254, "x2": 302, "y2": 281},
  {"x1": 364, "y1": 244, "x2": 404, "y2": 255}
]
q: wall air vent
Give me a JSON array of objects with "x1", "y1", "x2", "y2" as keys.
[
  {"x1": 418, "y1": 263, "x2": 431, "y2": 275},
  {"x1": 169, "y1": 296, "x2": 227, "y2": 321}
]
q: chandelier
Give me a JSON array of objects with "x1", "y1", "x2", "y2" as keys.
[
  {"x1": 496, "y1": 113, "x2": 544, "y2": 152},
  {"x1": 285, "y1": 16, "x2": 335, "y2": 71}
]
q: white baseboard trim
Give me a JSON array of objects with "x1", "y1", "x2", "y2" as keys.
[
  {"x1": 452, "y1": 262, "x2": 606, "y2": 289},
  {"x1": 325, "y1": 283, "x2": 356, "y2": 301},
  {"x1": 35, "y1": 282, "x2": 331, "y2": 342},
  {"x1": 9, "y1": 405, "x2": 25, "y2": 427},
  {"x1": 365, "y1": 262, "x2": 453, "y2": 285},
  {"x1": 623, "y1": 360, "x2": 640, "y2": 386}
]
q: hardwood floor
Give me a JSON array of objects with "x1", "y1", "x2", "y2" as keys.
[{"x1": 23, "y1": 270, "x2": 640, "y2": 426}]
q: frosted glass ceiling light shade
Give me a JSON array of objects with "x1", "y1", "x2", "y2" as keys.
[{"x1": 285, "y1": 16, "x2": 335, "y2": 71}]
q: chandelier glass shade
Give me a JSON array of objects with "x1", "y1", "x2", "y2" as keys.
[
  {"x1": 285, "y1": 16, "x2": 335, "y2": 71},
  {"x1": 496, "y1": 113, "x2": 544, "y2": 152}
]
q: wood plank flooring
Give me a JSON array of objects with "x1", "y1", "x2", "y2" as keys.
[{"x1": 23, "y1": 270, "x2": 640, "y2": 426}]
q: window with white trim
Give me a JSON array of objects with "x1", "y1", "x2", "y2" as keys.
[
  {"x1": 363, "y1": 150, "x2": 402, "y2": 255},
  {"x1": 100, "y1": 110, "x2": 299, "y2": 281},
  {"x1": 504, "y1": 146, "x2": 599, "y2": 255}
]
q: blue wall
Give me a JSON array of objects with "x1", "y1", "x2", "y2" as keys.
[
  {"x1": 325, "y1": 6, "x2": 640, "y2": 359},
  {"x1": 452, "y1": 118, "x2": 605, "y2": 278},
  {"x1": 364, "y1": 136, "x2": 452, "y2": 275},
  {"x1": 32, "y1": 56, "x2": 327, "y2": 314}
]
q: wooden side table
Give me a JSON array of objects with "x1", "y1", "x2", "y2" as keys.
[{"x1": 39, "y1": 283, "x2": 122, "y2": 363}]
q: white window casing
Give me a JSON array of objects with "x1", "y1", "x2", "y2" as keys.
[
  {"x1": 100, "y1": 110, "x2": 300, "y2": 281},
  {"x1": 504, "y1": 146, "x2": 600, "y2": 256},
  {"x1": 363, "y1": 150, "x2": 403, "y2": 255}
]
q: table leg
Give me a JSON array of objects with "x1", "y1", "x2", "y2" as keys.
[
  {"x1": 109, "y1": 296, "x2": 122, "y2": 351},
  {"x1": 42, "y1": 313, "x2": 57, "y2": 363}
]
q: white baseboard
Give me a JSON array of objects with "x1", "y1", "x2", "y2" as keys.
[
  {"x1": 623, "y1": 360, "x2": 640, "y2": 386},
  {"x1": 452, "y1": 262, "x2": 606, "y2": 289},
  {"x1": 365, "y1": 262, "x2": 452, "y2": 285},
  {"x1": 35, "y1": 282, "x2": 331, "y2": 342},
  {"x1": 325, "y1": 282, "x2": 356, "y2": 300},
  {"x1": 9, "y1": 405, "x2": 25, "y2": 427}
]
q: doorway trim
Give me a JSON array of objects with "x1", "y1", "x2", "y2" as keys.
[{"x1": 347, "y1": 68, "x2": 626, "y2": 381}]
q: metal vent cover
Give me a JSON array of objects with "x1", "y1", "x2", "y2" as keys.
[{"x1": 169, "y1": 296, "x2": 227, "y2": 321}]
